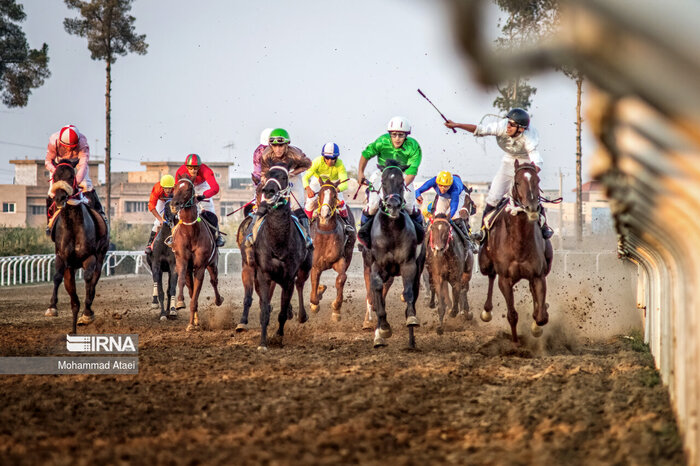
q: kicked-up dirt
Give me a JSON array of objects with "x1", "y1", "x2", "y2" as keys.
[{"x1": 0, "y1": 271, "x2": 685, "y2": 465}]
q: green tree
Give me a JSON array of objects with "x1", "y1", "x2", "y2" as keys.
[
  {"x1": 64, "y1": 0, "x2": 148, "y2": 223},
  {"x1": 0, "y1": 0, "x2": 50, "y2": 107}
]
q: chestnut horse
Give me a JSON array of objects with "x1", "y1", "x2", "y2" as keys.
[
  {"x1": 245, "y1": 164, "x2": 312, "y2": 350},
  {"x1": 425, "y1": 213, "x2": 474, "y2": 334},
  {"x1": 360, "y1": 160, "x2": 425, "y2": 349},
  {"x1": 309, "y1": 180, "x2": 356, "y2": 321},
  {"x1": 170, "y1": 177, "x2": 224, "y2": 331},
  {"x1": 478, "y1": 160, "x2": 554, "y2": 343},
  {"x1": 45, "y1": 162, "x2": 109, "y2": 334}
]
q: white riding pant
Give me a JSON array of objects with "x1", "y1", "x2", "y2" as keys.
[
  {"x1": 365, "y1": 170, "x2": 416, "y2": 215},
  {"x1": 152, "y1": 198, "x2": 167, "y2": 231},
  {"x1": 434, "y1": 192, "x2": 466, "y2": 220},
  {"x1": 305, "y1": 191, "x2": 347, "y2": 214},
  {"x1": 288, "y1": 174, "x2": 304, "y2": 211},
  {"x1": 485, "y1": 155, "x2": 531, "y2": 207},
  {"x1": 47, "y1": 172, "x2": 94, "y2": 197},
  {"x1": 194, "y1": 181, "x2": 216, "y2": 215}
]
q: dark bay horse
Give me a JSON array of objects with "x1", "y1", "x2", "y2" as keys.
[
  {"x1": 425, "y1": 214, "x2": 473, "y2": 334},
  {"x1": 478, "y1": 160, "x2": 554, "y2": 343},
  {"x1": 309, "y1": 180, "x2": 356, "y2": 321},
  {"x1": 146, "y1": 199, "x2": 178, "y2": 321},
  {"x1": 170, "y1": 177, "x2": 223, "y2": 331},
  {"x1": 361, "y1": 160, "x2": 425, "y2": 348},
  {"x1": 45, "y1": 162, "x2": 109, "y2": 334},
  {"x1": 245, "y1": 164, "x2": 312, "y2": 350}
]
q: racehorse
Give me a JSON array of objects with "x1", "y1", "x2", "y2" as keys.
[
  {"x1": 308, "y1": 179, "x2": 356, "y2": 321},
  {"x1": 425, "y1": 213, "x2": 473, "y2": 334},
  {"x1": 170, "y1": 177, "x2": 224, "y2": 331},
  {"x1": 478, "y1": 160, "x2": 554, "y2": 343},
  {"x1": 360, "y1": 160, "x2": 425, "y2": 348},
  {"x1": 45, "y1": 161, "x2": 109, "y2": 334},
  {"x1": 146, "y1": 199, "x2": 178, "y2": 321},
  {"x1": 245, "y1": 164, "x2": 312, "y2": 350}
]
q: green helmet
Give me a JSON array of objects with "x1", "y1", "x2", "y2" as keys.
[{"x1": 269, "y1": 128, "x2": 290, "y2": 145}]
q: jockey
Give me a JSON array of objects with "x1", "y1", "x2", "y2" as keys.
[
  {"x1": 445, "y1": 108, "x2": 554, "y2": 241},
  {"x1": 302, "y1": 142, "x2": 355, "y2": 234},
  {"x1": 144, "y1": 174, "x2": 175, "y2": 254},
  {"x1": 45, "y1": 124, "x2": 106, "y2": 227},
  {"x1": 415, "y1": 171, "x2": 471, "y2": 242},
  {"x1": 174, "y1": 153, "x2": 226, "y2": 248},
  {"x1": 245, "y1": 128, "x2": 313, "y2": 248},
  {"x1": 357, "y1": 116, "x2": 424, "y2": 247},
  {"x1": 251, "y1": 128, "x2": 273, "y2": 186}
]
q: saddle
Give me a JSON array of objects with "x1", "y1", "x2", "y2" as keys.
[{"x1": 48, "y1": 196, "x2": 107, "y2": 242}]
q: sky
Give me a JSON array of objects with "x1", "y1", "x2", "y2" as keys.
[{"x1": 1, "y1": 0, "x2": 594, "y2": 200}]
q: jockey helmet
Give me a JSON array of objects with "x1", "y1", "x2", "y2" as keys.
[
  {"x1": 506, "y1": 108, "x2": 530, "y2": 128},
  {"x1": 160, "y1": 174, "x2": 175, "y2": 189},
  {"x1": 321, "y1": 142, "x2": 340, "y2": 159},
  {"x1": 260, "y1": 128, "x2": 273, "y2": 146},
  {"x1": 436, "y1": 171, "x2": 453, "y2": 188},
  {"x1": 269, "y1": 128, "x2": 290, "y2": 145},
  {"x1": 59, "y1": 125, "x2": 81, "y2": 148},
  {"x1": 185, "y1": 153, "x2": 201, "y2": 167},
  {"x1": 387, "y1": 116, "x2": 411, "y2": 134}
]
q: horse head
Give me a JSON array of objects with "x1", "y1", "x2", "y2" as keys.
[
  {"x1": 317, "y1": 177, "x2": 339, "y2": 225},
  {"x1": 259, "y1": 164, "x2": 290, "y2": 214},
  {"x1": 170, "y1": 177, "x2": 196, "y2": 214},
  {"x1": 429, "y1": 214, "x2": 453, "y2": 254},
  {"x1": 50, "y1": 161, "x2": 79, "y2": 208},
  {"x1": 379, "y1": 159, "x2": 407, "y2": 219},
  {"x1": 512, "y1": 160, "x2": 541, "y2": 222},
  {"x1": 460, "y1": 186, "x2": 477, "y2": 221},
  {"x1": 162, "y1": 199, "x2": 178, "y2": 226}
]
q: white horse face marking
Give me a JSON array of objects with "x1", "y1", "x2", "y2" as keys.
[{"x1": 320, "y1": 189, "x2": 331, "y2": 218}]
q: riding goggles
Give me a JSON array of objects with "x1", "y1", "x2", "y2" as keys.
[
  {"x1": 389, "y1": 132, "x2": 407, "y2": 138},
  {"x1": 507, "y1": 119, "x2": 526, "y2": 130},
  {"x1": 269, "y1": 136, "x2": 289, "y2": 145}
]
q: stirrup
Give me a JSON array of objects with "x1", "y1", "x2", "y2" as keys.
[
  {"x1": 216, "y1": 235, "x2": 226, "y2": 247},
  {"x1": 542, "y1": 226, "x2": 554, "y2": 240},
  {"x1": 471, "y1": 230, "x2": 484, "y2": 242}
]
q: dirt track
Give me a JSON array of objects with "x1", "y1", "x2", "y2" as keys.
[{"x1": 0, "y1": 271, "x2": 685, "y2": 465}]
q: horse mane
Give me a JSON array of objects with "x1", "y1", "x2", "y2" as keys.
[
  {"x1": 434, "y1": 213, "x2": 448, "y2": 220},
  {"x1": 383, "y1": 158, "x2": 403, "y2": 169}
]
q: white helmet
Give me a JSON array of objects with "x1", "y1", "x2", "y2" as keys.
[
  {"x1": 387, "y1": 116, "x2": 411, "y2": 134},
  {"x1": 260, "y1": 128, "x2": 273, "y2": 146}
]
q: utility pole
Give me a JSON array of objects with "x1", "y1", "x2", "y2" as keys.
[{"x1": 559, "y1": 168, "x2": 564, "y2": 242}]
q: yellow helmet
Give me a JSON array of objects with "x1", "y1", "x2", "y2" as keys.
[
  {"x1": 436, "y1": 171, "x2": 453, "y2": 188},
  {"x1": 160, "y1": 174, "x2": 175, "y2": 188}
]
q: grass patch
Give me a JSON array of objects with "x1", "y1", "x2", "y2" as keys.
[{"x1": 619, "y1": 328, "x2": 649, "y2": 353}]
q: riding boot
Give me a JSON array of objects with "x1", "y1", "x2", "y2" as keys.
[
  {"x1": 244, "y1": 213, "x2": 258, "y2": 249},
  {"x1": 471, "y1": 203, "x2": 496, "y2": 243},
  {"x1": 45, "y1": 196, "x2": 54, "y2": 236},
  {"x1": 539, "y1": 205, "x2": 554, "y2": 240},
  {"x1": 338, "y1": 207, "x2": 355, "y2": 235},
  {"x1": 202, "y1": 210, "x2": 225, "y2": 247},
  {"x1": 451, "y1": 218, "x2": 470, "y2": 248},
  {"x1": 409, "y1": 209, "x2": 425, "y2": 244},
  {"x1": 357, "y1": 211, "x2": 375, "y2": 249},
  {"x1": 292, "y1": 208, "x2": 313, "y2": 249},
  {"x1": 144, "y1": 230, "x2": 157, "y2": 254},
  {"x1": 84, "y1": 190, "x2": 107, "y2": 224}
]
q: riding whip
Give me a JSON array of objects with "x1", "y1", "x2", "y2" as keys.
[
  {"x1": 226, "y1": 198, "x2": 256, "y2": 217},
  {"x1": 417, "y1": 89, "x2": 457, "y2": 133}
]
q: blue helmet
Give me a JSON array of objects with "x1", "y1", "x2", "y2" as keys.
[{"x1": 321, "y1": 142, "x2": 340, "y2": 159}]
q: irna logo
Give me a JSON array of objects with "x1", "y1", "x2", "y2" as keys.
[{"x1": 66, "y1": 334, "x2": 138, "y2": 354}]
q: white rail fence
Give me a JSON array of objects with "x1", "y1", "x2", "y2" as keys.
[{"x1": 0, "y1": 249, "x2": 241, "y2": 287}]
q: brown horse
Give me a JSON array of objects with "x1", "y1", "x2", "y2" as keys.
[
  {"x1": 45, "y1": 162, "x2": 109, "y2": 333},
  {"x1": 478, "y1": 160, "x2": 553, "y2": 343},
  {"x1": 425, "y1": 214, "x2": 474, "y2": 334},
  {"x1": 170, "y1": 177, "x2": 224, "y2": 331},
  {"x1": 308, "y1": 180, "x2": 356, "y2": 321}
]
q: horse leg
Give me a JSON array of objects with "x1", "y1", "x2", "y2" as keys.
[
  {"x1": 167, "y1": 269, "x2": 178, "y2": 318},
  {"x1": 64, "y1": 268, "x2": 80, "y2": 334},
  {"x1": 153, "y1": 264, "x2": 167, "y2": 320},
  {"x1": 370, "y1": 266, "x2": 391, "y2": 347},
  {"x1": 79, "y1": 255, "x2": 98, "y2": 326},
  {"x1": 237, "y1": 262, "x2": 255, "y2": 332},
  {"x1": 362, "y1": 259, "x2": 374, "y2": 330},
  {"x1": 330, "y1": 258, "x2": 347, "y2": 321},
  {"x1": 399, "y1": 261, "x2": 419, "y2": 326},
  {"x1": 256, "y1": 270, "x2": 272, "y2": 351},
  {"x1": 207, "y1": 262, "x2": 224, "y2": 307},
  {"x1": 497, "y1": 275, "x2": 519, "y2": 344},
  {"x1": 295, "y1": 261, "x2": 310, "y2": 324},
  {"x1": 175, "y1": 260, "x2": 188, "y2": 310},
  {"x1": 436, "y1": 278, "x2": 447, "y2": 335},
  {"x1": 481, "y1": 274, "x2": 496, "y2": 322},
  {"x1": 530, "y1": 276, "x2": 549, "y2": 337},
  {"x1": 270, "y1": 283, "x2": 294, "y2": 347},
  {"x1": 46, "y1": 256, "x2": 65, "y2": 317},
  {"x1": 449, "y1": 276, "x2": 461, "y2": 319},
  {"x1": 309, "y1": 265, "x2": 322, "y2": 313},
  {"x1": 186, "y1": 267, "x2": 206, "y2": 332}
]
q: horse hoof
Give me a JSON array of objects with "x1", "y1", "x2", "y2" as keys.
[
  {"x1": 159, "y1": 315, "x2": 167, "y2": 322},
  {"x1": 310, "y1": 303, "x2": 319, "y2": 314},
  {"x1": 150, "y1": 302, "x2": 159, "y2": 310},
  {"x1": 331, "y1": 301, "x2": 341, "y2": 312},
  {"x1": 331, "y1": 312, "x2": 341, "y2": 322},
  {"x1": 362, "y1": 320, "x2": 374, "y2": 331},
  {"x1": 215, "y1": 296, "x2": 224, "y2": 306},
  {"x1": 466, "y1": 311, "x2": 474, "y2": 321},
  {"x1": 45, "y1": 308, "x2": 58, "y2": 317},
  {"x1": 175, "y1": 301, "x2": 186, "y2": 310},
  {"x1": 169, "y1": 308, "x2": 178, "y2": 319},
  {"x1": 257, "y1": 345, "x2": 268, "y2": 352},
  {"x1": 236, "y1": 323, "x2": 249, "y2": 332},
  {"x1": 378, "y1": 326, "x2": 392, "y2": 339},
  {"x1": 406, "y1": 316, "x2": 420, "y2": 327},
  {"x1": 437, "y1": 326, "x2": 444, "y2": 335},
  {"x1": 373, "y1": 329, "x2": 388, "y2": 348},
  {"x1": 77, "y1": 314, "x2": 95, "y2": 326},
  {"x1": 186, "y1": 324, "x2": 199, "y2": 332},
  {"x1": 480, "y1": 310, "x2": 493, "y2": 322},
  {"x1": 531, "y1": 321, "x2": 543, "y2": 338},
  {"x1": 449, "y1": 309, "x2": 458, "y2": 318}
]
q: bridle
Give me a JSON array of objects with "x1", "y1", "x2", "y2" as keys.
[
  {"x1": 52, "y1": 162, "x2": 80, "y2": 199},
  {"x1": 317, "y1": 183, "x2": 338, "y2": 218},
  {"x1": 511, "y1": 164, "x2": 540, "y2": 211},
  {"x1": 429, "y1": 216, "x2": 453, "y2": 251},
  {"x1": 262, "y1": 166, "x2": 292, "y2": 209},
  {"x1": 380, "y1": 165, "x2": 405, "y2": 217},
  {"x1": 175, "y1": 177, "x2": 197, "y2": 210}
]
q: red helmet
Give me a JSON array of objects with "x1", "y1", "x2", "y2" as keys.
[
  {"x1": 185, "y1": 153, "x2": 201, "y2": 167},
  {"x1": 59, "y1": 125, "x2": 80, "y2": 148}
]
